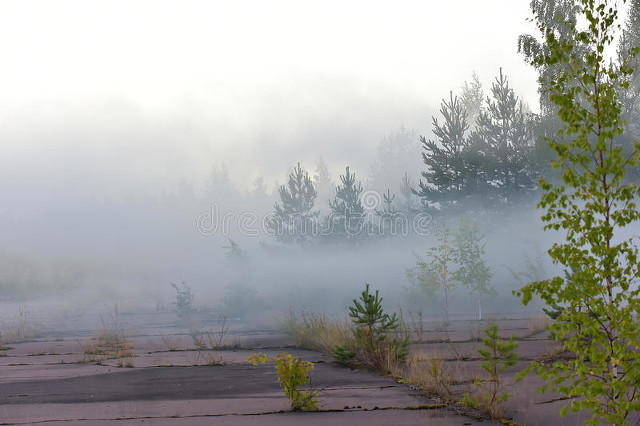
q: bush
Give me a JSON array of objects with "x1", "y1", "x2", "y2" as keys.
[
  {"x1": 171, "y1": 281, "x2": 194, "y2": 320},
  {"x1": 249, "y1": 352, "x2": 318, "y2": 411}
]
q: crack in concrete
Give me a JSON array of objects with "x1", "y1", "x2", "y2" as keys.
[
  {"x1": 534, "y1": 395, "x2": 575, "y2": 405},
  {"x1": 0, "y1": 403, "x2": 449, "y2": 425}
]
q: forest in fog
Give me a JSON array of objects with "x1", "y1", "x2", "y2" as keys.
[{"x1": 0, "y1": 0, "x2": 639, "y2": 323}]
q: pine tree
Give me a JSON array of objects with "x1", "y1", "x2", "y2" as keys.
[
  {"x1": 416, "y1": 92, "x2": 472, "y2": 211},
  {"x1": 327, "y1": 166, "x2": 365, "y2": 239},
  {"x1": 472, "y1": 69, "x2": 537, "y2": 207},
  {"x1": 267, "y1": 163, "x2": 318, "y2": 245}
]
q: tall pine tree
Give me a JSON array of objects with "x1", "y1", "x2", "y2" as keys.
[
  {"x1": 416, "y1": 92, "x2": 472, "y2": 211},
  {"x1": 472, "y1": 69, "x2": 537, "y2": 207}
]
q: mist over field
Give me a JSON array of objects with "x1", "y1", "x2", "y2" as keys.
[
  {"x1": 4, "y1": 3, "x2": 640, "y2": 425},
  {"x1": 0, "y1": 0, "x2": 619, "y2": 327}
]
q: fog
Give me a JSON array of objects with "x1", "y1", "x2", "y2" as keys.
[{"x1": 0, "y1": 1, "x2": 559, "y2": 328}]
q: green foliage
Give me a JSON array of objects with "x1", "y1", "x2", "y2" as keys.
[
  {"x1": 466, "y1": 323, "x2": 519, "y2": 418},
  {"x1": 542, "y1": 300, "x2": 565, "y2": 320},
  {"x1": 459, "y1": 392, "x2": 479, "y2": 409},
  {"x1": 542, "y1": 267, "x2": 578, "y2": 321},
  {"x1": 349, "y1": 283, "x2": 399, "y2": 340},
  {"x1": 417, "y1": 69, "x2": 538, "y2": 213},
  {"x1": 471, "y1": 69, "x2": 538, "y2": 206},
  {"x1": 416, "y1": 92, "x2": 472, "y2": 211},
  {"x1": 335, "y1": 283, "x2": 409, "y2": 372},
  {"x1": 517, "y1": 1, "x2": 640, "y2": 424},
  {"x1": 332, "y1": 344, "x2": 356, "y2": 363},
  {"x1": 248, "y1": 352, "x2": 318, "y2": 411},
  {"x1": 476, "y1": 324, "x2": 518, "y2": 407},
  {"x1": 170, "y1": 281, "x2": 194, "y2": 319}
]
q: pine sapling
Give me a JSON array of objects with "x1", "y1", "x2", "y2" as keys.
[{"x1": 474, "y1": 323, "x2": 518, "y2": 418}]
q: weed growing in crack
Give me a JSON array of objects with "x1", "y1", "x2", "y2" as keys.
[
  {"x1": 191, "y1": 313, "x2": 238, "y2": 350},
  {"x1": 0, "y1": 306, "x2": 38, "y2": 344},
  {"x1": 78, "y1": 302, "x2": 134, "y2": 367},
  {"x1": 249, "y1": 352, "x2": 318, "y2": 411}
]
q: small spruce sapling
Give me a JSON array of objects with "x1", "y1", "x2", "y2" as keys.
[
  {"x1": 475, "y1": 323, "x2": 518, "y2": 418},
  {"x1": 334, "y1": 283, "x2": 408, "y2": 371}
]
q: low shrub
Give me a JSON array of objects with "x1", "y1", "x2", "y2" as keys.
[{"x1": 249, "y1": 352, "x2": 318, "y2": 411}]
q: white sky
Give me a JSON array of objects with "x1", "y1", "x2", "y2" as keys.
[{"x1": 0, "y1": 0, "x2": 540, "y2": 195}]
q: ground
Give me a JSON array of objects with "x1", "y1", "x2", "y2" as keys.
[{"x1": 0, "y1": 298, "x2": 629, "y2": 425}]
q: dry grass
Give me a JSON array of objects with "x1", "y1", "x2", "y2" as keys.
[
  {"x1": 526, "y1": 314, "x2": 551, "y2": 337},
  {"x1": 287, "y1": 310, "x2": 408, "y2": 373},
  {"x1": 401, "y1": 349, "x2": 508, "y2": 418},
  {"x1": 475, "y1": 389, "x2": 505, "y2": 419},
  {"x1": 78, "y1": 303, "x2": 135, "y2": 367},
  {"x1": 398, "y1": 308, "x2": 424, "y2": 342},
  {"x1": 0, "y1": 306, "x2": 39, "y2": 344},
  {"x1": 468, "y1": 321, "x2": 483, "y2": 342},
  {"x1": 191, "y1": 314, "x2": 240, "y2": 350},
  {"x1": 186, "y1": 349, "x2": 225, "y2": 366},
  {"x1": 286, "y1": 310, "x2": 353, "y2": 355},
  {"x1": 79, "y1": 329, "x2": 135, "y2": 366},
  {"x1": 540, "y1": 341, "x2": 573, "y2": 362},
  {"x1": 402, "y1": 351, "x2": 454, "y2": 401},
  {"x1": 161, "y1": 335, "x2": 185, "y2": 351},
  {"x1": 358, "y1": 336, "x2": 409, "y2": 374}
]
